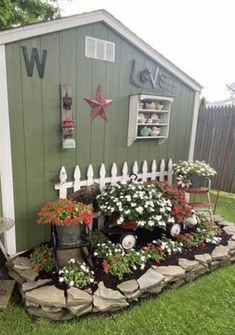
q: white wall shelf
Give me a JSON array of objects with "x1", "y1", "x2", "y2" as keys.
[{"x1": 127, "y1": 94, "x2": 174, "y2": 147}]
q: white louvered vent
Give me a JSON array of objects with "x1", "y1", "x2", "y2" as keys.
[{"x1": 85, "y1": 36, "x2": 115, "y2": 62}]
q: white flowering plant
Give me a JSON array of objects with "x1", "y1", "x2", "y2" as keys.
[
  {"x1": 58, "y1": 259, "x2": 94, "y2": 289},
  {"x1": 97, "y1": 181, "x2": 175, "y2": 230},
  {"x1": 93, "y1": 241, "x2": 125, "y2": 259},
  {"x1": 174, "y1": 160, "x2": 216, "y2": 177},
  {"x1": 93, "y1": 241, "x2": 165, "y2": 280},
  {"x1": 158, "y1": 237, "x2": 184, "y2": 255}
]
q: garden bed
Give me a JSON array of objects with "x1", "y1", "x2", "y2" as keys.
[{"x1": 6, "y1": 218, "x2": 235, "y2": 321}]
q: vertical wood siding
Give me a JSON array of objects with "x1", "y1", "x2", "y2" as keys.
[
  {"x1": 6, "y1": 23, "x2": 195, "y2": 251},
  {"x1": 0, "y1": 177, "x2": 2, "y2": 217},
  {"x1": 194, "y1": 105, "x2": 235, "y2": 193}
]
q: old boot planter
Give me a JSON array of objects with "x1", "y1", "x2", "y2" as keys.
[{"x1": 55, "y1": 224, "x2": 86, "y2": 248}]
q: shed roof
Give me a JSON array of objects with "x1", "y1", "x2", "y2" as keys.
[{"x1": 0, "y1": 9, "x2": 202, "y2": 91}]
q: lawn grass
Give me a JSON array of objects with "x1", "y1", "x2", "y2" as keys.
[
  {"x1": 0, "y1": 191, "x2": 234, "y2": 335},
  {"x1": 193, "y1": 190, "x2": 235, "y2": 223},
  {"x1": 211, "y1": 190, "x2": 235, "y2": 222}
]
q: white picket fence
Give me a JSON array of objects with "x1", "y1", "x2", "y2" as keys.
[{"x1": 55, "y1": 159, "x2": 173, "y2": 199}]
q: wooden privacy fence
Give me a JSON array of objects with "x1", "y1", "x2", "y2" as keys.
[
  {"x1": 55, "y1": 159, "x2": 173, "y2": 198},
  {"x1": 194, "y1": 104, "x2": 235, "y2": 193}
]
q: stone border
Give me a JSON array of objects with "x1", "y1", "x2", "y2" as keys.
[{"x1": 7, "y1": 220, "x2": 235, "y2": 321}]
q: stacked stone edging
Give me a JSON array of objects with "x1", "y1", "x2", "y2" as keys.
[{"x1": 7, "y1": 219, "x2": 235, "y2": 321}]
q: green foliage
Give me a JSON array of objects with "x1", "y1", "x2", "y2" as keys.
[
  {"x1": 30, "y1": 244, "x2": 55, "y2": 272},
  {"x1": 89, "y1": 230, "x2": 108, "y2": 250},
  {"x1": 94, "y1": 242, "x2": 164, "y2": 280},
  {"x1": 93, "y1": 241, "x2": 125, "y2": 259},
  {"x1": 151, "y1": 181, "x2": 192, "y2": 222},
  {"x1": 0, "y1": 191, "x2": 234, "y2": 334},
  {"x1": 176, "y1": 217, "x2": 222, "y2": 250},
  {"x1": 59, "y1": 259, "x2": 94, "y2": 289},
  {"x1": 0, "y1": 0, "x2": 60, "y2": 30},
  {"x1": 174, "y1": 160, "x2": 217, "y2": 177},
  {"x1": 103, "y1": 256, "x2": 131, "y2": 281},
  {"x1": 97, "y1": 181, "x2": 174, "y2": 230}
]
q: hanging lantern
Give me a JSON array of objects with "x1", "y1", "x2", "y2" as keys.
[
  {"x1": 60, "y1": 85, "x2": 76, "y2": 149},
  {"x1": 62, "y1": 118, "x2": 75, "y2": 137}
]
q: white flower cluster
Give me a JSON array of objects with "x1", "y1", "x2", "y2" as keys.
[
  {"x1": 59, "y1": 259, "x2": 94, "y2": 288},
  {"x1": 174, "y1": 160, "x2": 216, "y2": 177},
  {"x1": 94, "y1": 241, "x2": 125, "y2": 259},
  {"x1": 97, "y1": 181, "x2": 175, "y2": 230},
  {"x1": 93, "y1": 242, "x2": 157, "y2": 273},
  {"x1": 160, "y1": 239, "x2": 183, "y2": 255}
]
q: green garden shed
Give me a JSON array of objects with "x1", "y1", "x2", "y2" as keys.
[{"x1": 0, "y1": 10, "x2": 202, "y2": 255}]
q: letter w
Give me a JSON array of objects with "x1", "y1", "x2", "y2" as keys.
[{"x1": 22, "y1": 46, "x2": 47, "y2": 78}]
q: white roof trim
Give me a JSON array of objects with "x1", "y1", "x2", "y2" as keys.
[{"x1": 0, "y1": 9, "x2": 202, "y2": 91}]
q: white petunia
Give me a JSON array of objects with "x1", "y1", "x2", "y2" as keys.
[
  {"x1": 136, "y1": 206, "x2": 144, "y2": 214},
  {"x1": 117, "y1": 217, "x2": 124, "y2": 224},
  {"x1": 148, "y1": 220, "x2": 155, "y2": 226}
]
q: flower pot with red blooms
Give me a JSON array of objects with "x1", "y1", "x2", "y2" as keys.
[{"x1": 37, "y1": 199, "x2": 93, "y2": 248}]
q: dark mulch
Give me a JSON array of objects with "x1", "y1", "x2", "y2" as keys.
[
  {"x1": 91, "y1": 258, "x2": 152, "y2": 291},
  {"x1": 3, "y1": 230, "x2": 232, "y2": 295},
  {"x1": 159, "y1": 231, "x2": 230, "y2": 266},
  {"x1": 90, "y1": 231, "x2": 231, "y2": 290}
]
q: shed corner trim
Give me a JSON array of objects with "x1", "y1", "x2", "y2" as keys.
[{"x1": 0, "y1": 45, "x2": 17, "y2": 256}]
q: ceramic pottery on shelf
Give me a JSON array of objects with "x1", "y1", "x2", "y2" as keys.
[
  {"x1": 151, "y1": 113, "x2": 159, "y2": 123},
  {"x1": 138, "y1": 113, "x2": 146, "y2": 123},
  {"x1": 147, "y1": 118, "x2": 153, "y2": 124},
  {"x1": 140, "y1": 126, "x2": 151, "y2": 136},
  {"x1": 155, "y1": 102, "x2": 163, "y2": 110},
  {"x1": 144, "y1": 102, "x2": 155, "y2": 109},
  {"x1": 150, "y1": 127, "x2": 161, "y2": 136}
]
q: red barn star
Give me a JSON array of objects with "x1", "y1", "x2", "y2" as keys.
[{"x1": 84, "y1": 85, "x2": 112, "y2": 121}]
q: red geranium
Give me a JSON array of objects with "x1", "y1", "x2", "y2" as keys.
[
  {"x1": 37, "y1": 198, "x2": 93, "y2": 227},
  {"x1": 150, "y1": 181, "x2": 192, "y2": 223}
]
